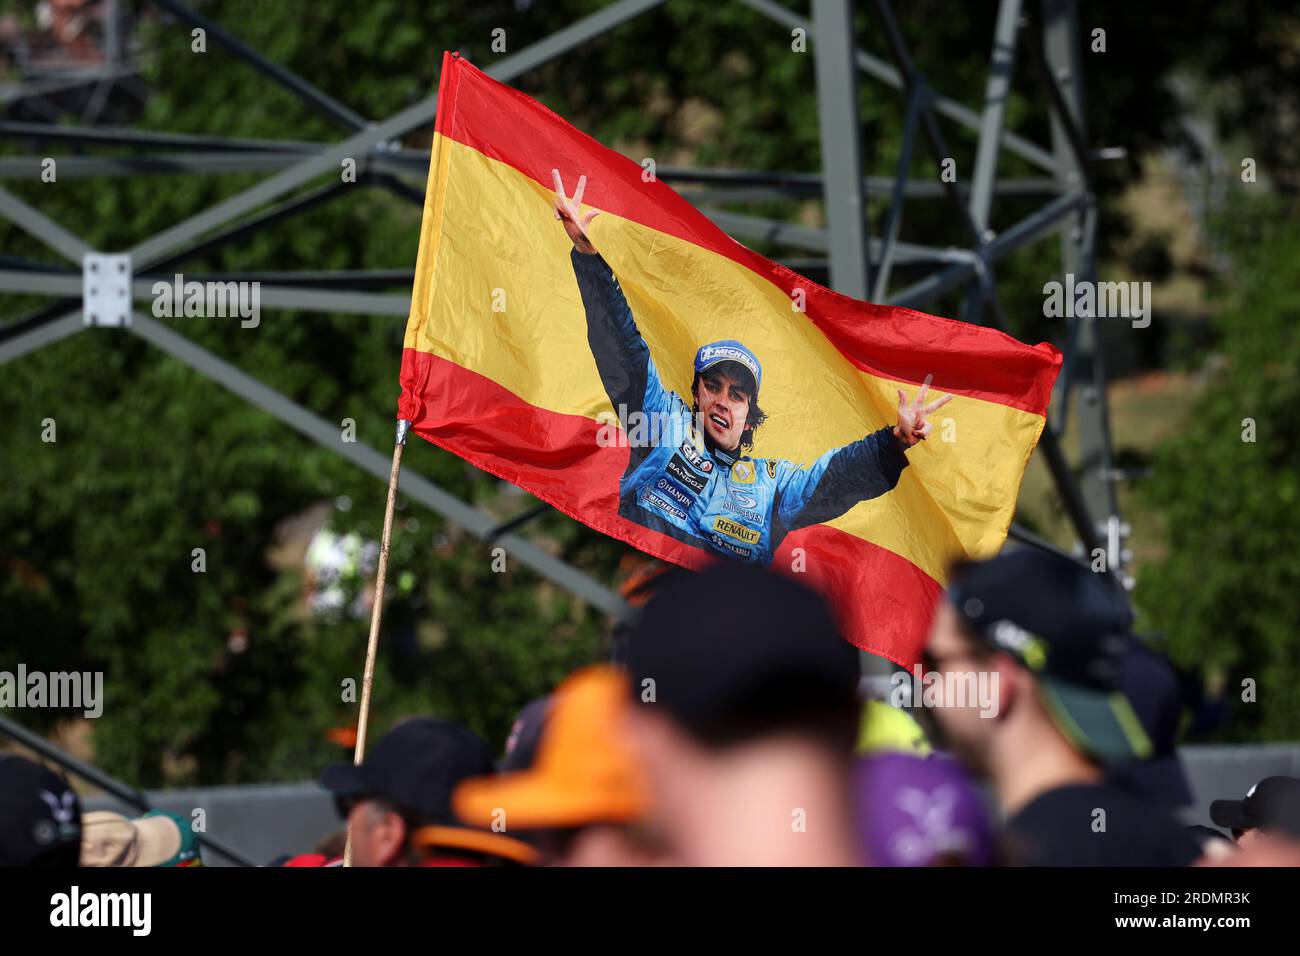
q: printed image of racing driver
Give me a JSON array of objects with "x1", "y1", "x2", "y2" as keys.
[{"x1": 553, "y1": 170, "x2": 951, "y2": 565}]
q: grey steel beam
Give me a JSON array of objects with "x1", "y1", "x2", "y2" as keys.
[
  {"x1": 872, "y1": 0, "x2": 1003, "y2": 325},
  {"x1": 872, "y1": 0, "x2": 985, "y2": 250},
  {"x1": 887, "y1": 259, "x2": 973, "y2": 310},
  {"x1": 0, "y1": 119, "x2": 322, "y2": 153},
  {"x1": 680, "y1": 177, "x2": 1059, "y2": 205},
  {"x1": 812, "y1": 0, "x2": 871, "y2": 299},
  {"x1": 127, "y1": 314, "x2": 628, "y2": 619},
  {"x1": 0, "y1": 186, "x2": 92, "y2": 263},
  {"x1": 1041, "y1": 0, "x2": 1119, "y2": 557},
  {"x1": 982, "y1": 282, "x2": 1106, "y2": 563},
  {"x1": 648, "y1": 165, "x2": 1059, "y2": 196},
  {"x1": 126, "y1": 0, "x2": 667, "y2": 268},
  {"x1": 0, "y1": 153, "x2": 309, "y2": 179},
  {"x1": 478, "y1": 0, "x2": 667, "y2": 81},
  {"x1": 968, "y1": 0, "x2": 1023, "y2": 232},
  {"x1": 154, "y1": 269, "x2": 413, "y2": 290},
  {"x1": 1007, "y1": 521, "x2": 1088, "y2": 566},
  {"x1": 887, "y1": 190, "x2": 1085, "y2": 308},
  {"x1": 3, "y1": 178, "x2": 358, "y2": 339},
  {"x1": 0, "y1": 271, "x2": 410, "y2": 317},
  {"x1": 705, "y1": 207, "x2": 975, "y2": 264},
  {"x1": 872, "y1": 84, "x2": 924, "y2": 300},
  {"x1": 737, "y1": 0, "x2": 1058, "y2": 172},
  {"x1": 0, "y1": 269, "x2": 81, "y2": 296},
  {"x1": 1022, "y1": 4, "x2": 1092, "y2": 191},
  {"x1": 142, "y1": 0, "x2": 369, "y2": 132},
  {"x1": 0, "y1": 68, "x2": 140, "y2": 106},
  {"x1": 142, "y1": 281, "x2": 411, "y2": 317},
  {"x1": 0, "y1": 312, "x2": 83, "y2": 367}
]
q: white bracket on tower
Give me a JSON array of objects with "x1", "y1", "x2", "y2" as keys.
[{"x1": 82, "y1": 253, "x2": 132, "y2": 327}]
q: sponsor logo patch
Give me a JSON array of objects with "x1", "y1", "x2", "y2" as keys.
[
  {"x1": 713, "y1": 516, "x2": 761, "y2": 545},
  {"x1": 730, "y1": 460, "x2": 756, "y2": 484},
  {"x1": 640, "y1": 488, "x2": 687, "y2": 522},
  {"x1": 728, "y1": 489, "x2": 758, "y2": 509},
  {"x1": 678, "y1": 439, "x2": 713, "y2": 473},
  {"x1": 722, "y1": 500, "x2": 763, "y2": 524},
  {"x1": 654, "y1": 476, "x2": 695, "y2": 510},
  {"x1": 666, "y1": 454, "x2": 708, "y2": 494},
  {"x1": 708, "y1": 533, "x2": 754, "y2": 559}
]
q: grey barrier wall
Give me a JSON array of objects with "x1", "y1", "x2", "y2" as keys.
[
  {"x1": 85, "y1": 782, "x2": 340, "y2": 867},
  {"x1": 1177, "y1": 743, "x2": 1300, "y2": 828},
  {"x1": 82, "y1": 744, "x2": 1300, "y2": 866}
]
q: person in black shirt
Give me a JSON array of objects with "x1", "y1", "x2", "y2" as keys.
[{"x1": 921, "y1": 550, "x2": 1200, "y2": 867}]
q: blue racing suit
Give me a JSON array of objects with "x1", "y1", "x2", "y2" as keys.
[{"x1": 573, "y1": 249, "x2": 910, "y2": 565}]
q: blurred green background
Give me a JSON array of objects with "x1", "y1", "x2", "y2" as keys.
[{"x1": 1, "y1": 0, "x2": 1297, "y2": 787}]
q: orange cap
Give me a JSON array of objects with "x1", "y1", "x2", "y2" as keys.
[{"x1": 453, "y1": 665, "x2": 648, "y2": 831}]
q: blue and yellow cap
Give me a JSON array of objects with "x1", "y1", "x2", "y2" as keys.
[{"x1": 694, "y1": 340, "x2": 762, "y2": 394}]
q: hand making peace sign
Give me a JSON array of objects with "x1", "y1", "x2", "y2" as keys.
[
  {"x1": 894, "y1": 374, "x2": 953, "y2": 447},
  {"x1": 552, "y1": 168, "x2": 600, "y2": 255}
]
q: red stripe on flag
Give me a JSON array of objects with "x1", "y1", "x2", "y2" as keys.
[
  {"x1": 429, "y1": 52, "x2": 1060, "y2": 416},
  {"x1": 400, "y1": 347, "x2": 941, "y2": 664}
]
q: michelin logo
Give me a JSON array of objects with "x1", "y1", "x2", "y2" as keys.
[
  {"x1": 641, "y1": 488, "x2": 687, "y2": 521},
  {"x1": 698, "y1": 345, "x2": 760, "y2": 381}
]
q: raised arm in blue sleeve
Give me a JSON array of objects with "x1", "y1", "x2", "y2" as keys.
[
  {"x1": 775, "y1": 427, "x2": 910, "y2": 532},
  {"x1": 570, "y1": 250, "x2": 671, "y2": 419}
]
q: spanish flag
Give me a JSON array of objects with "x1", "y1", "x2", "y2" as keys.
[{"x1": 399, "y1": 53, "x2": 1060, "y2": 665}]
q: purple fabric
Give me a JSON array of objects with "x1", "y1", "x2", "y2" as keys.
[{"x1": 855, "y1": 753, "x2": 995, "y2": 867}]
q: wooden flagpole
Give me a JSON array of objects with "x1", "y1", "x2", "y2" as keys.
[{"x1": 343, "y1": 418, "x2": 410, "y2": 867}]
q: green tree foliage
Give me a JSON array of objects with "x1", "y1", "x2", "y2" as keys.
[
  {"x1": 1136, "y1": 196, "x2": 1300, "y2": 741},
  {"x1": 1, "y1": 1, "x2": 633, "y2": 787}
]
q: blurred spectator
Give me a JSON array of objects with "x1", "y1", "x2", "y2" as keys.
[
  {"x1": 455, "y1": 665, "x2": 658, "y2": 865},
  {"x1": 927, "y1": 551, "x2": 1199, "y2": 866},
  {"x1": 499, "y1": 695, "x2": 552, "y2": 773},
  {"x1": 1210, "y1": 776, "x2": 1300, "y2": 848},
  {"x1": 609, "y1": 560, "x2": 679, "y2": 665},
  {"x1": 1185, "y1": 825, "x2": 1236, "y2": 861},
  {"x1": 1198, "y1": 834, "x2": 1300, "y2": 868},
  {"x1": 0, "y1": 754, "x2": 82, "y2": 866},
  {"x1": 857, "y1": 698, "x2": 932, "y2": 756},
  {"x1": 855, "y1": 753, "x2": 995, "y2": 866},
  {"x1": 1110, "y1": 636, "x2": 1195, "y2": 810},
  {"x1": 622, "y1": 561, "x2": 861, "y2": 866},
  {"x1": 80, "y1": 809, "x2": 201, "y2": 867},
  {"x1": 319, "y1": 718, "x2": 537, "y2": 866}
]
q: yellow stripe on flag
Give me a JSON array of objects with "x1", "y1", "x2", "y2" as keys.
[{"x1": 403, "y1": 136, "x2": 1043, "y2": 580}]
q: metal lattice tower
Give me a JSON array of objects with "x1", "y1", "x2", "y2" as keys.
[{"x1": 0, "y1": 0, "x2": 1130, "y2": 632}]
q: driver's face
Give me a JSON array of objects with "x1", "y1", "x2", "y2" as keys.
[{"x1": 695, "y1": 371, "x2": 751, "y2": 452}]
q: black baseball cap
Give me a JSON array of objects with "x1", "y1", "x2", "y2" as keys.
[
  {"x1": 1210, "y1": 776, "x2": 1300, "y2": 838},
  {"x1": 1110, "y1": 637, "x2": 1194, "y2": 808},
  {"x1": 321, "y1": 717, "x2": 496, "y2": 824},
  {"x1": 947, "y1": 550, "x2": 1151, "y2": 763},
  {"x1": 0, "y1": 755, "x2": 83, "y2": 866},
  {"x1": 624, "y1": 560, "x2": 859, "y2": 747},
  {"x1": 499, "y1": 696, "x2": 552, "y2": 773}
]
